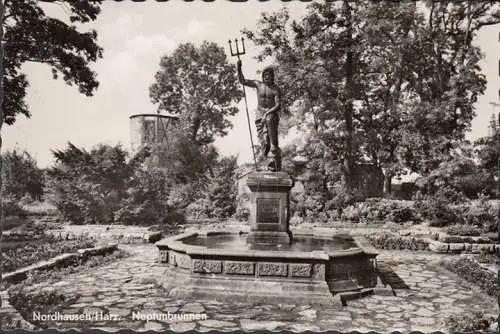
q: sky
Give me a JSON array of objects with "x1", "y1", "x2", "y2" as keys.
[{"x1": 3, "y1": 1, "x2": 500, "y2": 169}]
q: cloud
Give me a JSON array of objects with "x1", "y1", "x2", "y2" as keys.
[
  {"x1": 95, "y1": 33, "x2": 176, "y2": 84},
  {"x1": 94, "y1": 19, "x2": 215, "y2": 86}
]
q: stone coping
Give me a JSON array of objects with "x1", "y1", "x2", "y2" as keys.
[
  {"x1": 155, "y1": 230, "x2": 378, "y2": 260},
  {"x1": 437, "y1": 232, "x2": 497, "y2": 244},
  {"x1": 427, "y1": 239, "x2": 499, "y2": 254},
  {"x1": 246, "y1": 171, "x2": 294, "y2": 190},
  {"x1": 370, "y1": 232, "x2": 499, "y2": 254}
]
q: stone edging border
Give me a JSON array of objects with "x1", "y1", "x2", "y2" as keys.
[
  {"x1": 427, "y1": 239, "x2": 498, "y2": 254},
  {"x1": 368, "y1": 233, "x2": 499, "y2": 254},
  {"x1": 2, "y1": 244, "x2": 118, "y2": 284},
  {"x1": 437, "y1": 232, "x2": 497, "y2": 244}
]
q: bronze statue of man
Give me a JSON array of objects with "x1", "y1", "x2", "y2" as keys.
[{"x1": 237, "y1": 59, "x2": 282, "y2": 172}]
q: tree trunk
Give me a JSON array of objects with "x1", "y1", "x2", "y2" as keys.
[
  {"x1": 342, "y1": 1, "x2": 355, "y2": 194},
  {"x1": 0, "y1": 0, "x2": 5, "y2": 311},
  {"x1": 383, "y1": 173, "x2": 392, "y2": 197}
]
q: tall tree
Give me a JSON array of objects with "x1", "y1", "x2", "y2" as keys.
[
  {"x1": 1, "y1": 0, "x2": 5, "y2": 310},
  {"x1": 244, "y1": 1, "x2": 498, "y2": 196},
  {"x1": 0, "y1": 1, "x2": 103, "y2": 305},
  {"x1": 244, "y1": 2, "x2": 416, "y2": 193},
  {"x1": 3, "y1": 0, "x2": 103, "y2": 125},
  {"x1": 2, "y1": 149, "x2": 44, "y2": 201},
  {"x1": 398, "y1": 1, "x2": 498, "y2": 180},
  {"x1": 149, "y1": 42, "x2": 243, "y2": 145}
]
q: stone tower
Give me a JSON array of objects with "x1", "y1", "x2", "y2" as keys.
[{"x1": 129, "y1": 113, "x2": 178, "y2": 155}]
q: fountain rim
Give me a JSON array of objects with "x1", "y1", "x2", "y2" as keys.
[{"x1": 155, "y1": 229, "x2": 378, "y2": 260}]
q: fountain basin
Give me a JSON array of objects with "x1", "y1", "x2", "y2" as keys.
[{"x1": 156, "y1": 229, "x2": 381, "y2": 305}]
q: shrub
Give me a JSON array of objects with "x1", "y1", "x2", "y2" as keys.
[
  {"x1": 441, "y1": 257, "x2": 498, "y2": 296},
  {"x1": 114, "y1": 166, "x2": 175, "y2": 226},
  {"x1": 204, "y1": 156, "x2": 238, "y2": 219},
  {"x1": 434, "y1": 185, "x2": 468, "y2": 204},
  {"x1": 446, "y1": 224, "x2": 482, "y2": 236},
  {"x1": 3, "y1": 216, "x2": 29, "y2": 231},
  {"x1": 2, "y1": 150, "x2": 45, "y2": 201},
  {"x1": 367, "y1": 233, "x2": 429, "y2": 250},
  {"x1": 8, "y1": 287, "x2": 69, "y2": 329},
  {"x1": 462, "y1": 196, "x2": 496, "y2": 233},
  {"x1": 341, "y1": 204, "x2": 362, "y2": 223},
  {"x1": 47, "y1": 143, "x2": 136, "y2": 224},
  {"x1": 4, "y1": 201, "x2": 28, "y2": 218},
  {"x1": 476, "y1": 251, "x2": 500, "y2": 265},
  {"x1": 445, "y1": 312, "x2": 493, "y2": 333},
  {"x1": 419, "y1": 156, "x2": 494, "y2": 199},
  {"x1": 388, "y1": 206, "x2": 416, "y2": 223},
  {"x1": 46, "y1": 141, "x2": 238, "y2": 226},
  {"x1": 413, "y1": 192, "x2": 463, "y2": 227},
  {"x1": 456, "y1": 172, "x2": 495, "y2": 199},
  {"x1": 340, "y1": 199, "x2": 419, "y2": 224}
]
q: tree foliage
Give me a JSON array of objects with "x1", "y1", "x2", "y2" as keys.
[
  {"x1": 416, "y1": 142, "x2": 494, "y2": 198},
  {"x1": 3, "y1": 0, "x2": 103, "y2": 124},
  {"x1": 147, "y1": 125, "x2": 218, "y2": 185},
  {"x1": 147, "y1": 129, "x2": 239, "y2": 219},
  {"x1": 47, "y1": 139, "x2": 240, "y2": 224},
  {"x1": 1, "y1": 149, "x2": 44, "y2": 201},
  {"x1": 397, "y1": 1, "x2": 497, "y2": 176},
  {"x1": 475, "y1": 113, "x2": 500, "y2": 179},
  {"x1": 187, "y1": 155, "x2": 238, "y2": 219},
  {"x1": 47, "y1": 143, "x2": 144, "y2": 224},
  {"x1": 244, "y1": 1, "x2": 498, "y2": 199},
  {"x1": 149, "y1": 42, "x2": 243, "y2": 145}
]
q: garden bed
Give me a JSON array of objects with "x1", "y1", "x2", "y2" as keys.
[
  {"x1": 44, "y1": 224, "x2": 165, "y2": 245},
  {"x1": 3, "y1": 244, "x2": 119, "y2": 284},
  {"x1": 441, "y1": 256, "x2": 499, "y2": 297},
  {"x1": 366, "y1": 233, "x2": 430, "y2": 251},
  {"x1": 2, "y1": 236, "x2": 96, "y2": 273},
  {"x1": 445, "y1": 312, "x2": 496, "y2": 333},
  {"x1": 367, "y1": 231, "x2": 499, "y2": 254}
]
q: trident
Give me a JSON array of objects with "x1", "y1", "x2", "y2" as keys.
[{"x1": 228, "y1": 37, "x2": 258, "y2": 170}]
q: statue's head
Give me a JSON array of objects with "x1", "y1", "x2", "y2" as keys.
[{"x1": 262, "y1": 66, "x2": 274, "y2": 84}]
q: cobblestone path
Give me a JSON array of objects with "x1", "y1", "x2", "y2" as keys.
[{"x1": 11, "y1": 245, "x2": 499, "y2": 332}]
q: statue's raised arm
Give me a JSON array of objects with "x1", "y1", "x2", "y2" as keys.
[{"x1": 237, "y1": 60, "x2": 257, "y2": 88}]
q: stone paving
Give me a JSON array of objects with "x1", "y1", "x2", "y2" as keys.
[{"x1": 6, "y1": 244, "x2": 497, "y2": 333}]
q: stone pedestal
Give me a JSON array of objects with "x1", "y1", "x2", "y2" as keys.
[{"x1": 246, "y1": 171, "x2": 294, "y2": 244}]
